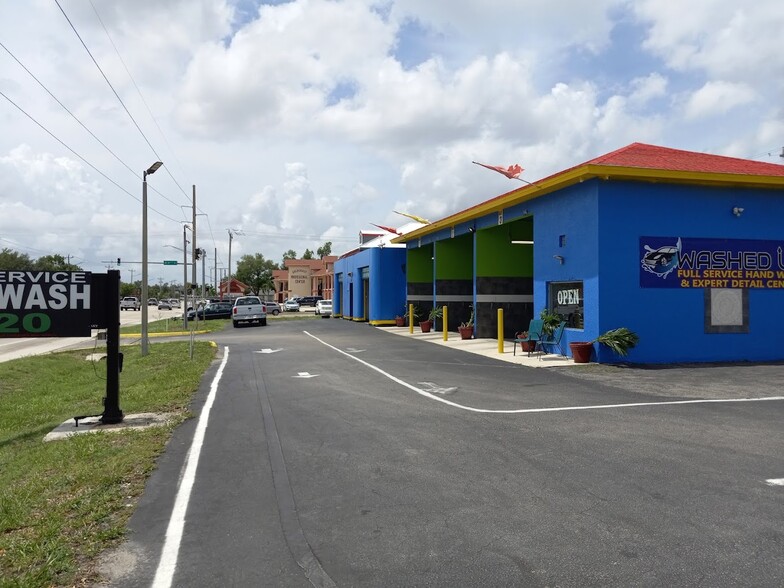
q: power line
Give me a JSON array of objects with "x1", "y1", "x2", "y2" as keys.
[
  {"x1": 0, "y1": 40, "x2": 188, "y2": 217},
  {"x1": 0, "y1": 89, "x2": 181, "y2": 223},
  {"x1": 88, "y1": 0, "x2": 194, "y2": 200},
  {"x1": 53, "y1": 0, "x2": 192, "y2": 202}
]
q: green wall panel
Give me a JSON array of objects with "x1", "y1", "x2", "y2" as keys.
[
  {"x1": 476, "y1": 221, "x2": 533, "y2": 277},
  {"x1": 407, "y1": 245, "x2": 433, "y2": 282},
  {"x1": 435, "y1": 235, "x2": 472, "y2": 279}
]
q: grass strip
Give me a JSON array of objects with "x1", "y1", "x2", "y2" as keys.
[{"x1": 0, "y1": 341, "x2": 216, "y2": 587}]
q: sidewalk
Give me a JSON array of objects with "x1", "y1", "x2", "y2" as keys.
[{"x1": 381, "y1": 326, "x2": 578, "y2": 368}]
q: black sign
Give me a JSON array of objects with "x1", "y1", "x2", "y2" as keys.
[{"x1": 0, "y1": 270, "x2": 92, "y2": 337}]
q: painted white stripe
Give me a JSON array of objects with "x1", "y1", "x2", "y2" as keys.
[
  {"x1": 304, "y1": 331, "x2": 784, "y2": 415},
  {"x1": 152, "y1": 346, "x2": 230, "y2": 588},
  {"x1": 766, "y1": 478, "x2": 784, "y2": 486}
]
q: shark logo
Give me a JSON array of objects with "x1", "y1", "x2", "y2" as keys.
[{"x1": 641, "y1": 238, "x2": 681, "y2": 279}]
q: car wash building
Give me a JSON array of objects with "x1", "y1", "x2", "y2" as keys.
[
  {"x1": 334, "y1": 226, "x2": 420, "y2": 324},
  {"x1": 393, "y1": 143, "x2": 784, "y2": 363}
]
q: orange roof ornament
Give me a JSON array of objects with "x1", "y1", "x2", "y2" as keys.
[
  {"x1": 472, "y1": 160, "x2": 539, "y2": 187},
  {"x1": 370, "y1": 223, "x2": 402, "y2": 235}
]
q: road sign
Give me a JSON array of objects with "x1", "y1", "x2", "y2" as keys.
[{"x1": 163, "y1": 260, "x2": 178, "y2": 265}]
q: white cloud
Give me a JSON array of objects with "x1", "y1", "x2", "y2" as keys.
[
  {"x1": 683, "y1": 81, "x2": 757, "y2": 120},
  {"x1": 1, "y1": 0, "x2": 782, "y2": 277}
]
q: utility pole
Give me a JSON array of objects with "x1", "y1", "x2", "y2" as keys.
[
  {"x1": 214, "y1": 247, "x2": 218, "y2": 298},
  {"x1": 201, "y1": 249, "x2": 206, "y2": 299},
  {"x1": 183, "y1": 224, "x2": 190, "y2": 328},
  {"x1": 192, "y1": 185, "x2": 197, "y2": 312},
  {"x1": 227, "y1": 229, "x2": 234, "y2": 301}
]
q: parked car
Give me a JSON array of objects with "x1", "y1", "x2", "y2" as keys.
[
  {"x1": 265, "y1": 301, "x2": 282, "y2": 316},
  {"x1": 148, "y1": 297, "x2": 158, "y2": 306},
  {"x1": 232, "y1": 296, "x2": 267, "y2": 327},
  {"x1": 169, "y1": 298, "x2": 181, "y2": 308},
  {"x1": 315, "y1": 299, "x2": 332, "y2": 317},
  {"x1": 120, "y1": 296, "x2": 140, "y2": 311},
  {"x1": 187, "y1": 301, "x2": 233, "y2": 321},
  {"x1": 283, "y1": 299, "x2": 300, "y2": 312},
  {"x1": 297, "y1": 295, "x2": 323, "y2": 307},
  {"x1": 157, "y1": 299, "x2": 172, "y2": 310}
]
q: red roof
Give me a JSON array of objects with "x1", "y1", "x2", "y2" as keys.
[{"x1": 584, "y1": 142, "x2": 784, "y2": 176}]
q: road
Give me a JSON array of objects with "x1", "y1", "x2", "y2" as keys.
[{"x1": 103, "y1": 318, "x2": 783, "y2": 587}]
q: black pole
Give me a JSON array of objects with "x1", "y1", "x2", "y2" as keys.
[{"x1": 101, "y1": 269, "x2": 124, "y2": 424}]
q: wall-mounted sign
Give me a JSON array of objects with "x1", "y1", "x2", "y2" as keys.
[
  {"x1": 640, "y1": 237, "x2": 784, "y2": 289},
  {"x1": 0, "y1": 270, "x2": 92, "y2": 337},
  {"x1": 548, "y1": 280, "x2": 583, "y2": 328}
]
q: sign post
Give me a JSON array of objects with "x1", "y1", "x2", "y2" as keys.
[{"x1": 101, "y1": 270, "x2": 123, "y2": 423}]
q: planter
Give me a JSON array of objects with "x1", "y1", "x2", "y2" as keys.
[
  {"x1": 458, "y1": 326, "x2": 474, "y2": 340},
  {"x1": 395, "y1": 316, "x2": 405, "y2": 327},
  {"x1": 569, "y1": 342, "x2": 594, "y2": 363},
  {"x1": 521, "y1": 340, "x2": 536, "y2": 352},
  {"x1": 419, "y1": 320, "x2": 432, "y2": 333}
]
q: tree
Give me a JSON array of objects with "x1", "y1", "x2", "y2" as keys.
[
  {"x1": 33, "y1": 254, "x2": 82, "y2": 271},
  {"x1": 234, "y1": 253, "x2": 277, "y2": 296},
  {"x1": 0, "y1": 248, "x2": 34, "y2": 270},
  {"x1": 282, "y1": 249, "x2": 297, "y2": 266},
  {"x1": 316, "y1": 241, "x2": 332, "y2": 259},
  {"x1": 302, "y1": 248, "x2": 314, "y2": 260}
]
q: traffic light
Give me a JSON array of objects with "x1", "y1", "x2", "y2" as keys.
[
  {"x1": 117, "y1": 258, "x2": 121, "y2": 265},
  {"x1": 194, "y1": 249, "x2": 201, "y2": 260}
]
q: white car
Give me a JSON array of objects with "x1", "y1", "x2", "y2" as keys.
[
  {"x1": 315, "y1": 299, "x2": 332, "y2": 317},
  {"x1": 120, "y1": 296, "x2": 140, "y2": 311},
  {"x1": 283, "y1": 299, "x2": 300, "y2": 312}
]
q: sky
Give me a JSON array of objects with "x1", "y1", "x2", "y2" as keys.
[{"x1": 1, "y1": 0, "x2": 783, "y2": 286}]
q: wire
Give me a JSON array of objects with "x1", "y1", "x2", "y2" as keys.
[
  {"x1": 0, "y1": 89, "x2": 181, "y2": 223},
  {"x1": 0, "y1": 40, "x2": 187, "y2": 215},
  {"x1": 87, "y1": 0, "x2": 194, "y2": 201},
  {"x1": 53, "y1": 0, "x2": 192, "y2": 202}
]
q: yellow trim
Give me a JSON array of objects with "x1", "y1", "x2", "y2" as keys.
[
  {"x1": 392, "y1": 163, "x2": 784, "y2": 243},
  {"x1": 351, "y1": 317, "x2": 367, "y2": 322},
  {"x1": 370, "y1": 320, "x2": 397, "y2": 326},
  {"x1": 334, "y1": 313, "x2": 343, "y2": 318}
]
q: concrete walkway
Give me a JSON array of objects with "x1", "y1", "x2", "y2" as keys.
[{"x1": 381, "y1": 326, "x2": 579, "y2": 368}]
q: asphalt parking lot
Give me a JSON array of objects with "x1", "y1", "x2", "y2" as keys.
[{"x1": 105, "y1": 318, "x2": 784, "y2": 587}]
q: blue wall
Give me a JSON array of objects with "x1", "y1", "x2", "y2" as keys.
[
  {"x1": 596, "y1": 180, "x2": 784, "y2": 363},
  {"x1": 333, "y1": 247, "x2": 407, "y2": 324}
]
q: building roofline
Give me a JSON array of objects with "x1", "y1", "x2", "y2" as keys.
[{"x1": 393, "y1": 144, "x2": 784, "y2": 243}]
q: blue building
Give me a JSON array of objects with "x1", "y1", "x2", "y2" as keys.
[
  {"x1": 394, "y1": 143, "x2": 784, "y2": 363},
  {"x1": 334, "y1": 229, "x2": 411, "y2": 325}
]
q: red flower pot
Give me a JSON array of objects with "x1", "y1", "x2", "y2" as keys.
[
  {"x1": 569, "y1": 342, "x2": 594, "y2": 363},
  {"x1": 395, "y1": 316, "x2": 405, "y2": 327},
  {"x1": 419, "y1": 320, "x2": 432, "y2": 333},
  {"x1": 458, "y1": 326, "x2": 473, "y2": 340}
]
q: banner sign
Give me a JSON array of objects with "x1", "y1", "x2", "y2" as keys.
[
  {"x1": 0, "y1": 271, "x2": 92, "y2": 337},
  {"x1": 640, "y1": 237, "x2": 784, "y2": 289}
]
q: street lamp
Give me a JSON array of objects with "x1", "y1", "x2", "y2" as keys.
[{"x1": 141, "y1": 161, "x2": 163, "y2": 356}]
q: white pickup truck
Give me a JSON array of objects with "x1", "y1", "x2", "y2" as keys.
[{"x1": 232, "y1": 296, "x2": 267, "y2": 327}]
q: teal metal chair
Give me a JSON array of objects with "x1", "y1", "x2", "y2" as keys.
[
  {"x1": 537, "y1": 321, "x2": 567, "y2": 357},
  {"x1": 513, "y1": 319, "x2": 544, "y2": 356}
]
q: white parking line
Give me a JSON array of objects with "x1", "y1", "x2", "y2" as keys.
[
  {"x1": 152, "y1": 346, "x2": 230, "y2": 588},
  {"x1": 304, "y1": 331, "x2": 784, "y2": 414},
  {"x1": 766, "y1": 479, "x2": 784, "y2": 486}
]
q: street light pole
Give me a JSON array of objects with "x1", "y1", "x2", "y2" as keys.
[
  {"x1": 141, "y1": 161, "x2": 163, "y2": 356},
  {"x1": 183, "y1": 225, "x2": 190, "y2": 328}
]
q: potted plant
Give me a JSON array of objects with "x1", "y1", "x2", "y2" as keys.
[
  {"x1": 458, "y1": 306, "x2": 474, "y2": 340},
  {"x1": 419, "y1": 306, "x2": 442, "y2": 333},
  {"x1": 539, "y1": 307, "x2": 562, "y2": 337},
  {"x1": 569, "y1": 327, "x2": 639, "y2": 363},
  {"x1": 396, "y1": 304, "x2": 420, "y2": 327}
]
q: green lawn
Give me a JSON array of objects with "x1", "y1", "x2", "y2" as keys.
[{"x1": 0, "y1": 342, "x2": 216, "y2": 586}]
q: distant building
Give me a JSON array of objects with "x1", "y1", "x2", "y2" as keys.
[
  {"x1": 272, "y1": 257, "x2": 337, "y2": 302},
  {"x1": 218, "y1": 277, "x2": 248, "y2": 300}
]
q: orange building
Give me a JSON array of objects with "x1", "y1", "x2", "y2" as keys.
[{"x1": 272, "y1": 257, "x2": 337, "y2": 302}]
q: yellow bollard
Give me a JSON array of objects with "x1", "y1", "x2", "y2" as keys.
[
  {"x1": 409, "y1": 303, "x2": 414, "y2": 334},
  {"x1": 443, "y1": 305, "x2": 448, "y2": 341},
  {"x1": 498, "y1": 308, "x2": 504, "y2": 354}
]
